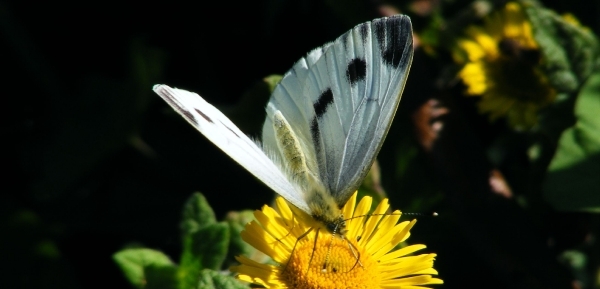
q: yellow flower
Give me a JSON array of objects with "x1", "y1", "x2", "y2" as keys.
[
  {"x1": 230, "y1": 192, "x2": 443, "y2": 288},
  {"x1": 453, "y1": 2, "x2": 556, "y2": 129}
]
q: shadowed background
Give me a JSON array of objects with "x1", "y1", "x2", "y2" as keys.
[{"x1": 3, "y1": 0, "x2": 599, "y2": 288}]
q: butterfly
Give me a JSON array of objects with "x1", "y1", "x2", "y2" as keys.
[{"x1": 154, "y1": 15, "x2": 413, "y2": 240}]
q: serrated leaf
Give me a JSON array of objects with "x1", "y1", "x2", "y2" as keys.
[
  {"x1": 113, "y1": 248, "x2": 175, "y2": 288},
  {"x1": 197, "y1": 269, "x2": 249, "y2": 289},
  {"x1": 181, "y1": 193, "x2": 216, "y2": 235},
  {"x1": 544, "y1": 72, "x2": 600, "y2": 212},
  {"x1": 179, "y1": 222, "x2": 230, "y2": 288},
  {"x1": 194, "y1": 223, "x2": 230, "y2": 270}
]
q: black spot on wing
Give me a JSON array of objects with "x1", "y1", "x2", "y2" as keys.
[
  {"x1": 220, "y1": 121, "x2": 240, "y2": 137},
  {"x1": 183, "y1": 111, "x2": 198, "y2": 125},
  {"x1": 358, "y1": 23, "x2": 369, "y2": 42},
  {"x1": 158, "y1": 88, "x2": 198, "y2": 126},
  {"x1": 346, "y1": 58, "x2": 367, "y2": 85},
  {"x1": 313, "y1": 88, "x2": 334, "y2": 118},
  {"x1": 373, "y1": 16, "x2": 411, "y2": 69},
  {"x1": 310, "y1": 88, "x2": 334, "y2": 154},
  {"x1": 310, "y1": 117, "x2": 321, "y2": 153},
  {"x1": 195, "y1": 109, "x2": 213, "y2": 123},
  {"x1": 341, "y1": 33, "x2": 349, "y2": 50}
]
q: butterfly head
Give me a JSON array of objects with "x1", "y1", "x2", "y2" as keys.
[
  {"x1": 305, "y1": 188, "x2": 348, "y2": 237},
  {"x1": 325, "y1": 215, "x2": 348, "y2": 237}
]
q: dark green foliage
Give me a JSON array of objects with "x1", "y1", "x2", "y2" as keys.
[
  {"x1": 114, "y1": 194, "x2": 249, "y2": 289},
  {"x1": 544, "y1": 73, "x2": 600, "y2": 212},
  {"x1": 113, "y1": 249, "x2": 177, "y2": 289}
]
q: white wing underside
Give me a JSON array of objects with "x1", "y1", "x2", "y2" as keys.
[
  {"x1": 262, "y1": 15, "x2": 414, "y2": 205},
  {"x1": 153, "y1": 85, "x2": 311, "y2": 213},
  {"x1": 154, "y1": 15, "x2": 413, "y2": 213}
]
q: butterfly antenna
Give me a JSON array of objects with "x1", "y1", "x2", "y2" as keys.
[
  {"x1": 402, "y1": 212, "x2": 439, "y2": 217},
  {"x1": 321, "y1": 228, "x2": 335, "y2": 273},
  {"x1": 343, "y1": 211, "x2": 438, "y2": 222}
]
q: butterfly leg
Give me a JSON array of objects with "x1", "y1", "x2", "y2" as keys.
[
  {"x1": 274, "y1": 214, "x2": 297, "y2": 244},
  {"x1": 283, "y1": 226, "x2": 315, "y2": 273},
  {"x1": 306, "y1": 228, "x2": 320, "y2": 275},
  {"x1": 345, "y1": 237, "x2": 363, "y2": 272}
]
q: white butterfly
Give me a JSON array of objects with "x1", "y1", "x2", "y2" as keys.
[{"x1": 154, "y1": 15, "x2": 413, "y2": 238}]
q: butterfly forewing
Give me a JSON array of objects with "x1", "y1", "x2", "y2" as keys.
[
  {"x1": 153, "y1": 85, "x2": 312, "y2": 213},
  {"x1": 262, "y1": 15, "x2": 414, "y2": 207},
  {"x1": 335, "y1": 16, "x2": 414, "y2": 202}
]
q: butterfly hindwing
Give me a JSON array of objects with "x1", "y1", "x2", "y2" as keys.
[
  {"x1": 261, "y1": 46, "x2": 333, "y2": 178},
  {"x1": 153, "y1": 85, "x2": 311, "y2": 213},
  {"x1": 262, "y1": 15, "x2": 414, "y2": 207}
]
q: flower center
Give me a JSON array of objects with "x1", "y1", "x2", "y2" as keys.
[{"x1": 281, "y1": 234, "x2": 380, "y2": 289}]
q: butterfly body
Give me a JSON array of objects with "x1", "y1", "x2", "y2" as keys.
[
  {"x1": 154, "y1": 15, "x2": 413, "y2": 237},
  {"x1": 271, "y1": 108, "x2": 346, "y2": 235}
]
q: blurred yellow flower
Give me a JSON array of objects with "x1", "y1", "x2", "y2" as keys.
[
  {"x1": 230, "y1": 192, "x2": 442, "y2": 288},
  {"x1": 453, "y1": 2, "x2": 556, "y2": 129},
  {"x1": 561, "y1": 13, "x2": 591, "y2": 33}
]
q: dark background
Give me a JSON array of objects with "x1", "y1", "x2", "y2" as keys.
[{"x1": 3, "y1": 0, "x2": 599, "y2": 288}]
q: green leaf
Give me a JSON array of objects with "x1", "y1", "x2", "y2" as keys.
[
  {"x1": 544, "y1": 72, "x2": 600, "y2": 212},
  {"x1": 558, "y1": 250, "x2": 589, "y2": 288},
  {"x1": 179, "y1": 222, "x2": 230, "y2": 288},
  {"x1": 192, "y1": 223, "x2": 230, "y2": 269},
  {"x1": 145, "y1": 265, "x2": 179, "y2": 289},
  {"x1": 524, "y1": 2, "x2": 600, "y2": 93},
  {"x1": 180, "y1": 193, "x2": 217, "y2": 236},
  {"x1": 113, "y1": 248, "x2": 176, "y2": 288},
  {"x1": 224, "y1": 210, "x2": 265, "y2": 267},
  {"x1": 197, "y1": 269, "x2": 249, "y2": 289}
]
